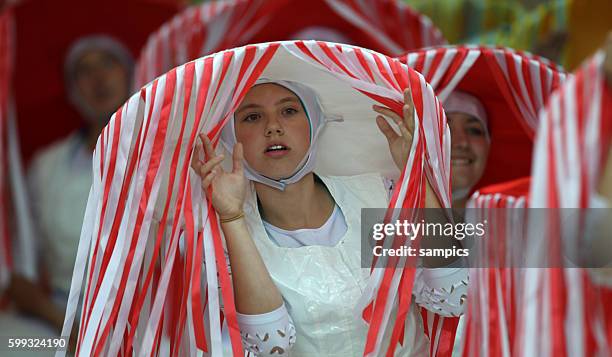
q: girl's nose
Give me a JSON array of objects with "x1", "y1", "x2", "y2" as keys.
[
  {"x1": 264, "y1": 116, "x2": 284, "y2": 137},
  {"x1": 451, "y1": 127, "x2": 469, "y2": 149}
]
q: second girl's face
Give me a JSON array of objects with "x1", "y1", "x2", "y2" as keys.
[
  {"x1": 448, "y1": 112, "x2": 490, "y2": 191},
  {"x1": 234, "y1": 83, "x2": 311, "y2": 180}
]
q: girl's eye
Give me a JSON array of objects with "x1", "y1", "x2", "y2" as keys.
[
  {"x1": 282, "y1": 107, "x2": 298, "y2": 116},
  {"x1": 243, "y1": 113, "x2": 261, "y2": 122}
]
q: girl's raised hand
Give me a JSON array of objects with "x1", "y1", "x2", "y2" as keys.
[
  {"x1": 191, "y1": 134, "x2": 247, "y2": 219},
  {"x1": 373, "y1": 88, "x2": 416, "y2": 171}
]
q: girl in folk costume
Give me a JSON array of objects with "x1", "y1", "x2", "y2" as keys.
[
  {"x1": 516, "y1": 35, "x2": 612, "y2": 357},
  {"x1": 399, "y1": 46, "x2": 567, "y2": 356},
  {"x1": 192, "y1": 77, "x2": 466, "y2": 356},
  {"x1": 60, "y1": 41, "x2": 467, "y2": 357}
]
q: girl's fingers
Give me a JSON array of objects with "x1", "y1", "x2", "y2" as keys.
[
  {"x1": 374, "y1": 104, "x2": 412, "y2": 141},
  {"x1": 402, "y1": 104, "x2": 415, "y2": 134},
  {"x1": 397, "y1": 120, "x2": 412, "y2": 141},
  {"x1": 373, "y1": 105, "x2": 403, "y2": 125},
  {"x1": 376, "y1": 115, "x2": 398, "y2": 142},
  {"x1": 404, "y1": 87, "x2": 414, "y2": 107},
  {"x1": 211, "y1": 161, "x2": 225, "y2": 176},
  {"x1": 200, "y1": 133, "x2": 216, "y2": 160},
  {"x1": 202, "y1": 171, "x2": 216, "y2": 189},
  {"x1": 403, "y1": 88, "x2": 415, "y2": 132},
  {"x1": 233, "y1": 143, "x2": 244, "y2": 174},
  {"x1": 191, "y1": 141, "x2": 204, "y2": 171},
  {"x1": 198, "y1": 155, "x2": 225, "y2": 177}
]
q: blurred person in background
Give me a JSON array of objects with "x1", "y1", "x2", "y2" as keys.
[{"x1": 4, "y1": 34, "x2": 132, "y2": 338}]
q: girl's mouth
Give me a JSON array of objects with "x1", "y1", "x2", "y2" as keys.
[{"x1": 264, "y1": 144, "x2": 290, "y2": 157}]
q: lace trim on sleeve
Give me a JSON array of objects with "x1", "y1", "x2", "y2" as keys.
[
  {"x1": 237, "y1": 303, "x2": 297, "y2": 355},
  {"x1": 413, "y1": 266, "x2": 469, "y2": 317}
]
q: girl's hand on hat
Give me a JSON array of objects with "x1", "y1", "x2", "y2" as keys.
[
  {"x1": 373, "y1": 87, "x2": 415, "y2": 171},
  {"x1": 191, "y1": 134, "x2": 247, "y2": 220}
]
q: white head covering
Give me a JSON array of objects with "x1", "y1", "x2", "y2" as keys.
[
  {"x1": 444, "y1": 91, "x2": 490, "y2": 142},
  {"x1": 64, "y1": 34, "x2": 134, "y2": 122},
  {"x1": 221, "y1": 79, "x2": 341, "y2": 191}
]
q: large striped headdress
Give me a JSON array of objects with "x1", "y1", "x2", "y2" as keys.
[
  {"x1": 59, "y1": 41, "x2": 451, "y2": 356},
  {"x1": 518, "y1": 50, "x2": 612, "y2": 357},
  {"x1": 134, "y1": 0, "x2": 446, "y2": 88},
  {"x1": 400, "y1": 45, "x2": 566, "y2": 191}
]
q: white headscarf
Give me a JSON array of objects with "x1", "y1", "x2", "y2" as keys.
[
  {"x1": 444, "y1": 91, "x2": 490, "y2": 143},
  {"x1": 221, "y1": 79, "x2": 342, "y2": 191}
]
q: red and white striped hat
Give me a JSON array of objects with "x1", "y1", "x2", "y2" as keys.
[
  {"x1": 399, "y1": 45, "x2": 567, "y2": 192},
  {"x1": 59, "y1": 40, "x2": 451, "y2": 357},
  {"x1": 134, "y1": 0, "x2": 446, "y2": 88},
  {"x1": 518, "y1": 50, "x2": 612, "y2": 357}
]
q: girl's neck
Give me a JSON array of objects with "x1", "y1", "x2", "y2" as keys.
[{"x1": 255, "y1": 173, "x2": 335, "y2": 231}]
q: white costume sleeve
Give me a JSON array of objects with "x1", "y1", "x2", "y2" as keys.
[
  {"x1": 237, "y1": 303, "x2": 297, "y2": 356},
  {"x1": 413, "y1": 264, "x2": 469, "y2": 317},
  {"x1": 383, "y1": 177, "x2": 468, "y2": 316}
]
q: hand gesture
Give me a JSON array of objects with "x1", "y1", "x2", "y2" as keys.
[
  {"x1": 191, "y1": 134, "x2": 247, "y2": 219},
  {"x1": 373, "y1": 88, "x2": 416, "y2": 171}
]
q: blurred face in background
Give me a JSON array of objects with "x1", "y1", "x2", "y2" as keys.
[
  {"x1": 72, "y1": 49, "x2": 129, "y2": 122},
  {"x1": 448, "y1": 112, "x2": 490, "y2": 192}
]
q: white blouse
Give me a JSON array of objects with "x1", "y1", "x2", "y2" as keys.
[{"x1": 237, "y1": 185, "x2": 468, "y2": 356}]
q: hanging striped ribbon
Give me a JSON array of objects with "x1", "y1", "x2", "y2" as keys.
[
  {"x1": 58, "y1": 40, "x2": 451, "y2": 356},
  {"x1": 518, "y1": 50, "x2": 612, "y2": 357},
  {"x1": 399, "y1": 45, "x2": 567, "y2": 357},
  {"x1": 461, "y1": 178, "x2": 530, "y2": 357},
  {"x1": 134, "y1": 0, "x2": 446, "y2": 88}
]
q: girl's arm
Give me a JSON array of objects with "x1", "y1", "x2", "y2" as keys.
[
  {"x1": 221, "y1": 218, "x2": 283, "y2": 314},
  {"x1": 191, "y1": 134, "x2": 282, "y2": 314}
]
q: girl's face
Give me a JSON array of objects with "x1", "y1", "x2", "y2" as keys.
[
  {"x1": 234, "y1": 83, "x2": 311, "y2": 180},
  {"x1": 448, "y1": 112, "x2": 490, "y2": 191}
]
